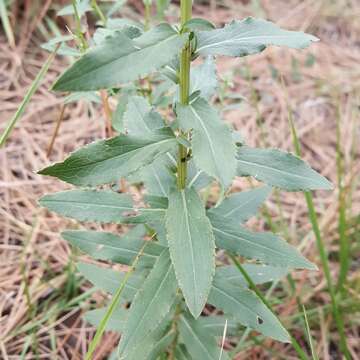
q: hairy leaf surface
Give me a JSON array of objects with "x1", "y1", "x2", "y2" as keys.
[
  {"x1": 237, "y1": 146, "x2": 333, "y2": 191},
  {"x1": 39, "y1": 190, "x2": 133, "y2": 223},
  {"x1": 53, "y1": 24, "x2": 187, "y2": 91},
  {"x1": 196, "y1": 17, "x2": 318, "y2": 57},
  {"x1": 176, "y1": 98, "x2": 236, "y2": 188},
  {"x1": 38, "y1": 128, "x2": 177, "y2": 186},
  {"x1": 166, "y1": 188, "x2": 215, "y2": 318}
]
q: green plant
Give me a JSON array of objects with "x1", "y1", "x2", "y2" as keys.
[{"x1": 38, "y1": 1, "x2": 333, "y2": 358}]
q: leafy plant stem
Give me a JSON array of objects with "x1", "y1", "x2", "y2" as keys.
[
  {"x1": 0, "y1": 44, "x2": 59, "y2": 147},
  {"x1": 85, "y1": 243, "x2": 148, "y2": 360},
  {"x1": 72, "y1": 0, "x2": 88, "y2": 51},
  {"x1": 177, "y1": 0, "x2": 192, "y2": 190},
  {"x1": 91, "y1": 0, "x2": 107, "y2": 26},
  {"x1": 228, "y1": 253, "x2": 309, "y2": 360},
  {"x1": 284, "y1": 81, "x2": 351, "y2": 359}
]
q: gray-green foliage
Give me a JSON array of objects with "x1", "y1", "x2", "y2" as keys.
[{"x1": 38, "y1": 1, "x2": 330, "y2": 358}]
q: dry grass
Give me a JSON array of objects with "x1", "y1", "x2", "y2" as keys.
[{"x1": 0, "y1": 0, "x2": 359, "y2": 359}]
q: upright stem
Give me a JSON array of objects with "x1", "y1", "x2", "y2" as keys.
[{"x1": 177, "y1": 0, "x2": 192, "y2": 189}]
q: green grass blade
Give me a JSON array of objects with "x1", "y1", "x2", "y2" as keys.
[
  {"x1": 0, "y1": 44, "x2": 59, "y2": 147},
  {"x1": 334, "y1": 95, "x2": 349, "y2": 293},
  {"x1": 302, "y1": 305, "x2": 319, "y2": 360},
  {"x1": 284, "y1": 81, "x2": 351, "y2": 360},
  {"x1": 0, "y1": 0, "x2": 15, "y2": 48},
  {"x1": 85, "y1": 243, "x2": 148, "y2": 360}
]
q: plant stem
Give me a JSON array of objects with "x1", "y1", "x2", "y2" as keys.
[
  {"x1": 228, "y1": 253, "x2": 309, "y2": 360},
  {"x1": 177, "y1": 0, "x2": 192, "y2": 190},
  {"x1": 144, "y1": 0, "x2": 151, "y2": 31},
  {"x1": 72, "y1": 0, "x2": 87, "y2": 51},
  {"x1": 91, "y1": 0, "x2": 107, "y2": 26},
  {"x1": 283, "y1": 80, "x2": 351, "y2": 359}
]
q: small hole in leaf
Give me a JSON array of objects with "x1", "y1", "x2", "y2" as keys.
[{"x1": 257, "y1": 317, "x2": 264, "y2": 325}]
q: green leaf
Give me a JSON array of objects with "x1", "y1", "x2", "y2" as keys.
[
  {"x1": 118, "y1": 249, "x2": 177, "y2": 357},
  {"x1": 175, "y1": 345, "x2": 193, "y2": 360},
  {"x1": 64, "y1": 91, "x2": 102, "y2": 104},
  {"x1": 178, "y1": 314, "x2": 230, "y2": 359},
  {"x1": 198, "y1": 316, "x2": 240, "y2": 337},
  {"x1": 185, "y1": 18, "x2": 215, "y2": 32},
  {"x1": 77, "y1": 263, "x2": 144, "y2": 300},
  {"x1": 208, "y1": 186, "x2": 271, "y2": 223},
  {"x1": 53, "y1": 23, "x2": 187, "y2": 91},
  {"x1": 123, "y1": 96, "x2": 165, "y2": 135},
  {"x1": 39, "y1": 190, "x2": 133, "y2": 223},
  {"x1": 117, "y1": 313, "x2": 174, "y2": 360},
  {"x1": 84, "y1": 307, "x2": 128, "y2": 332},
  {"x1": 196, "y1": 17, "x2": 318, "y2": 57},
  {"x1": 41, "y1": 35, "x2": 80, "y2": 57},
  {"x1": 165, "y1": 188, "x2": 215, "y2": 318},
  {"x1": 38, "y1": 128, "x2": 177, "y2": 186},
  {"x1": 209, "y1": 277, "x2": 290, "y2": 342},
  {"x1": 176, "y1": 98, "x2": 236, "y2": 189},
  {"x1": 237, "y1": 146, "x2": 333, "y2": 191},
  {"x1": 190, "y1": 57, "x2": 217, "y2": 100},
  {"x1": 62, "y1": 226, "x2": 165, "y2": 267},
  {"x1": 130, "y1": 154, "x2": 176, "y2": 197},
  {"x1": 215, "y1": 264, "x2": 289, "y2": 287},
  {"x1": 209, "y1": 215, "x2": 316, "y2": 269}
]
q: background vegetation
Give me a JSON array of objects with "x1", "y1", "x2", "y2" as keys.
[{"x1": 0, "y1": 0, "x2": 359, "y2": 358}]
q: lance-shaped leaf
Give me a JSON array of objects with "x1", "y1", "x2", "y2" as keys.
[
  {"x1": 38, "y1": 128, "x2": 177, "y2": 186},
  {"x1": 209, "y1": 214, "x2": 316, "y2": 269},
  {"x1": 62, "y1": 226, "x2": 165, "y2": 267},
  {"x1": 208, "y1": 186, "x2": 271, "y2": 223},
  {"x1": 53, "y1": 23, "x2": 187, "y2": 91},
  {"x1": 84, "y1": 307, "x2": 128, "y2": 332},
  {"x1": 176, "y1": 98, "x2": 237, "y2": 188},
  {"x1": 198, "y1": 316, "x2": 240, "y2": 337},
  {"x1": 123, "y1": 96, "x2": 165, "y2": 135},
  {"x1": 209, "y1": 278, "x2": 290, "y2": 342},
  {"x1": 190, "y1": 57, "x2": 217, "y2": 100},
  {"x1": 116, "y1": 313, "x2": 174, "y2": 360},
  {"x1": 132, "y1": 155, "x2": 176, "y2": 197},
  {"x1": 166, "y1": 188, "x2": 215, "y2": 318},
  {"x1": 77, "y1": 263, "x2": 144, "y2": 300},
  {"x1": 178, "y1": 314, "x2": 230, "y2": 359},
  {"x1": 118, "y1": 249, "x2": 177, "y2": 357},
  {"x1": 39, "y1": 190, "x2": 133, "y2": 223},
  {"x1": 196, "y1": 17, "x2": 318, "y2": 57},
  {"x1": 236, "y1": 146, "x2": 333, "y2": 191},
  {"x1": 215, "y1": 264, "x2": 289, "y2": 287}
]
